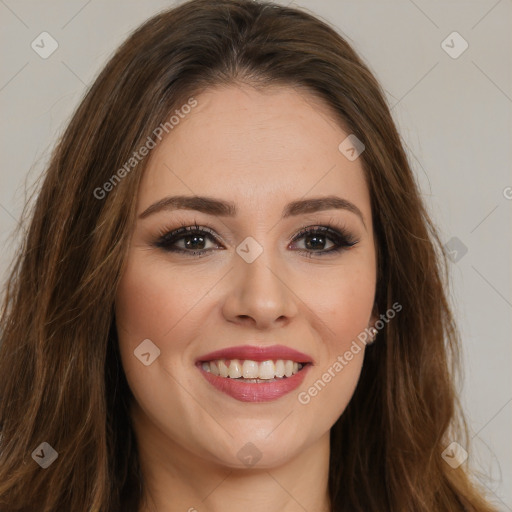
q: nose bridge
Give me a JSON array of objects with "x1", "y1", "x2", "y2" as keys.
[
  {"x1": 239, "y1": 245, "x2": 281, "y2": 297},
  {"x1": 222, "y1": 232, "x2": 298, "y2": 327}
]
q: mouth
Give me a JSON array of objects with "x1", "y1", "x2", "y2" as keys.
[
  {"x1": 195, "y1": 345, "x2": 313, "y2": 402},
  {"x1": 197, "y1": 358, "x2": 310, "y2": 382}
]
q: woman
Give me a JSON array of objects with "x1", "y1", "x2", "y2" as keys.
[{"x1": 0, "y1": 0, "x2": 498, "y2": 510}]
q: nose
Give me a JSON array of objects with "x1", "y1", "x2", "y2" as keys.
[{"x1": 221, "y1": 248, "x2": 299, "y2": 330}]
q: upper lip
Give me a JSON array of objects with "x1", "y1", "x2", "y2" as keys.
[{"x1": 196, "y1": 344, "x2": 314, "y2": 364}]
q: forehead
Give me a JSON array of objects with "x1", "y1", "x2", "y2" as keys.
[{"x1": 139, "y1": 84, "x2": 370, "y2": 218}]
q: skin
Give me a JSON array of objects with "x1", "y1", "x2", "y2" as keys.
[{"x1": 115, "y1": 83, "x2": 378, "y2": 512}]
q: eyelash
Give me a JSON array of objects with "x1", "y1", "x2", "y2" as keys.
[{"x1": 153, "y1": 222, "x2": 359, "y2": 258}]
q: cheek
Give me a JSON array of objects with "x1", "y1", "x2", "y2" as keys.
[
  {"x1": 114, "y1": 252, "x2": 221, "y2": 399},
  {"x1": 115, "y1": 254, "x2": 204, "y2": 342},
  {"x1": 295, "y1": 262, "x2": 375, "y2": 420},
  {"x1": 306, "y1": 262, "x2": 376, "y2": 348},
  {"x1": 114, "y1": 255, "x2": 205, "y2": 438},
  {"x1": 114, "y1": 254, "x2": 189, "y2": 392}
]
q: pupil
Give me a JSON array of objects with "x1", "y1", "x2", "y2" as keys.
[
  {"x1": 185, "y1": 235, "x2": 205, "y2": 250},
  {"x1": 306, "y1": 235, "x2": 325, "y2": 250}
]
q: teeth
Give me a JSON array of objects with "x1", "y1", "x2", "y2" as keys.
[
  {"x1": 217, "y1": 360, "x2": 229, "y2": 377},
  {"x1": 258, "y1": 360, "x2": 275, "y2": 379},
  {"x1": 242, "y1": 360, "x2": 259, "y2": 379},
  {"x1": 201, "y1": 359, "x2": 304, "y2": 379},
  {"x1": 210, "y1": 361, "x2": 219, "y2": 376},
  {"x1": 228, "y1": 359, "x2": 242, "y2": 379}
]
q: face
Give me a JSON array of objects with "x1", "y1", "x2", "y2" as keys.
[{"x1": 115, "y1": 84, "x2": 377, "y2": 470}]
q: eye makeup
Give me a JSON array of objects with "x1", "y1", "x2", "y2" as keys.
[{"x1": 151, "y1": 219, "x2": 359, "y2": 258}]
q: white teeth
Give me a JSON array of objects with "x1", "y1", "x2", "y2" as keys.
[
  {"x1": 217, "y1": 360, "x2": 229, "y2": 377},
  {"x1": 228, "y1": 359, "x2": 242, "y2": 379},
  {"x1": 210, "y1": 361, "x2": 219, "y2": 376},
  {"x1": 201, "y1": 358, "x2": 305, "y2": 379},
  {"x1": 275, "y1": 359, "x2": 285, "y2": 378},
  {"x1": 258, "y1": 360, "x2": 275, "y2": 379},
  {"x1": 242, "y1": 360, "x2": 259, "y2": 379}
]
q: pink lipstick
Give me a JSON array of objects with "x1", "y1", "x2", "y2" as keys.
[{"x1": 196, "y1": 344, "x2": 313, "y2": 402}]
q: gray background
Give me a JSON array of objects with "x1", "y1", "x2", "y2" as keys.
[{"x1": 0, "y1": 0, "x2": 510, "y2": 508}]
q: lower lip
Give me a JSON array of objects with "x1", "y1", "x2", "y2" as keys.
[{"x1": 197, "y1": 364, "x2": 311, "y2": 402}]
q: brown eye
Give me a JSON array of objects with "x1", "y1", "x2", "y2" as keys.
[
  {"x1": 153, "y1": 223, "x2": 358, "y2": 258},
  {"x1": 289, "y1": 225, "x2": 358, "y2": 258},
  {"x1": 155, "y1": 225, "x2": 222, "y2": 256}
]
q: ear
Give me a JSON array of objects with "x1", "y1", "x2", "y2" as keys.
[
  {"x1": 369, "y1": 300, "x2": 379, "y2": 328},
  {"x1": 366, "y1": 301, "x2": 380, "y2": 344}
]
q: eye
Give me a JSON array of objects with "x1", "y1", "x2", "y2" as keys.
[
  {"x1": 153, "y1": 222, "x2": 359, "y2": 258},
  {"x1": 289, "y1": 224, "x2": 359, "y2": 258},
  {"x1": 153, "y1": 224, "x2": 222, "y2": 256}
]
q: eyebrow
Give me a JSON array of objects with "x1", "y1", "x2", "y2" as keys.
[{"x1": 138, "y1": 194, "x2": 366, "y2": 227}]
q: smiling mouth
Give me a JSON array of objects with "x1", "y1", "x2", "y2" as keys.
[{"x1": 198, "y1": 358, "x2": 310, "y2": 383}]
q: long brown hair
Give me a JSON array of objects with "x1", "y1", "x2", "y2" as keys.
[{"x1": 0, "y1": 0, "x2": 497, "y2": 510}]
